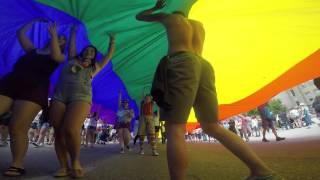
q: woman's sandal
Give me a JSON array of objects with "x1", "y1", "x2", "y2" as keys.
[
  {"x1": 71, "y1": 169, "x2": 84, "y2": 179},
  {"x1": 53, "y1": 168, "x2": 72, "y2": 177},
  {"x1": 3, "y1": 166, "x2": 26, "y2": 177}
]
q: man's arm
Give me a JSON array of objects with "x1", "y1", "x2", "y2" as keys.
[{"x1": 136, "y1": 0, "x2": 167, "y2": 22}]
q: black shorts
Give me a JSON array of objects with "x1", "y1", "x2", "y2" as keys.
[
  {"x1": 0, "y1": 74, "x2": 49, "y2": 108},
  {"x1": 87, "y1": 126, "x2": 96, "y2": 130},
  {"x1": 31, "y1": 122, "x2": 38, "y2": 129},
  {"x1": 116, "y1": 122, "x2": 131, "y2": 130},
  {"x1": 0, "y1": 115, "x2": 11, "y2": 126},
  {"x1": 155, "y1": 126, "x2": 160, "y2": 133}
]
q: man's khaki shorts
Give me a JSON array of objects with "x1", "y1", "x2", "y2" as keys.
[
  {"x1": 138, "y1": 115, "x2": 155, "y2": 136},
  {"x1": 151, "y1": 51, "x2": 218, "y2": 124}
]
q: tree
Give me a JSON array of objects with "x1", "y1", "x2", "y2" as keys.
[
  {"x1": 247, "y1": 108, "x2": 259, "y2": 116},
  {"x1": 268, "y1": 99, "x2": 287, "y2": 115}
]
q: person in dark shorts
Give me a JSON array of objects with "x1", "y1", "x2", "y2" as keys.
[
  {"x1": 28, "y1": 111, "x2": 41, "y2": 143},
  {"x1": 116, "y1": 91, "x2": 134, "y2": 154},
  {"x1": 84, "y1": 112, "x2": 98, "y2": 148},
  {"x1": 0, "y1": 19, "x2": 66, "y2": 177},
  {"x1": 33, "y1": 101, "x2": 52, "y2": 147},
  {"x1": 136, "y1": 1, "x2": 281, "y2": 179},
  {"x1": 228, "y1": 118, "x2": 238, "y2": 135},
  {"x1": 0, "y1": 111, "x2": 12, "y2": 146},
  {"x1": 258, "y1": 103, "x2": 285, "y2": 142}
]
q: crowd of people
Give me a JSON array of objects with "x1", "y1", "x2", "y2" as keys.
[
  {"x1": 184, "y1": 102, "x2": 317, "y2": 144},
  {"x1": 3, "y1": 0, "x2": 319, "y2": 179}
]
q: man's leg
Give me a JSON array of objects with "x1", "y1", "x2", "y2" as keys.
[
  {"x1": 262, "y1": 128, "x2": 268, "y2": 141},
  {"x1": 123, "y1": 128, "x2": 131, "y2": 148},
  {"x1": 146, "y1": 116, "x2": 158, "y2": 156},
  {"x1": 166, "y1": 122, "x2": 188, "y2": 180},
  {"x1": 138, "y1": 116, "x2": 146, "y2": 154},
  {"x1": 118, "y1": 128, "x2": 124, "y2": 153},
  {"x1": 201, "y1": 122, "x2": 272, "y2": 177},
  {"x1": 138, "y1": 135, "x2": 146, "y2": 154},
  {"x1": 271, "y1": 127, "x2": 285, "y2": 141}
]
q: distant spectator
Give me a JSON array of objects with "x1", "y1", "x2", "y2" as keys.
[{"x1": 258, "y1": 103, "x2": 285, "y2": 142}]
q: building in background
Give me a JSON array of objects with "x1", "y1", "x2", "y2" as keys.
[{"x1": 272, "y1": 80, "x2": 320, "y2": 109}]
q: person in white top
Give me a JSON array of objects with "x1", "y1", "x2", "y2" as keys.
[
  {"x1": 289, "y1": 108, "x2": 302, "y2": 128},
  {"x1": 116, "y1": 91, "x2": 134, "y2": 154},
  {"x1": 28, "y1": 110, "x2": 42, "y2": 143},
  {"x1": 251, "y1": 116, "x2": 260, "y2": 137},
  {"x1": 85, "y1": 112, "x2": 98, "y2": 148}
]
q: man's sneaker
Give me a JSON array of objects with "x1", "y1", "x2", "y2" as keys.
[
  {"x1": 139, "y1": 149, "x2": 144, "y2": 155},
  {"x1": 276, "y1": 137, "x2": 285, "y2": 141},
  {"x1": 34, "y1": 142, "x2": 44, "y2": 148},
  {"x1": 120, "y1": 148, "x2": 125, "y2": 154},
  {"x1": 126, "y1": 145, "x2": 132, "y2": 152},
  {"x1": 152, "y1": 150, "x2": 159, "y2": 156},
  {"x1": 0, "y1": 141, "x2": 8, "y2": 147},
  {"x1": 262, "y1": 138, "x2": 270, "y2": 142}
]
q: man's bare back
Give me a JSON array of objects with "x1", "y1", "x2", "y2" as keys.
[
  {"x1": 160, "y1": 14, "x2": 205, "y2": 55},
  {"x1": 135, "y1": 0, "x2": 205, "y2": 55}
]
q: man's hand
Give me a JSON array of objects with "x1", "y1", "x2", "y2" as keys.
[
  {"x1": 108, "y1": 32, "x2": 116, "y2": 41},
  {"x1": 154, "y1": 0, "x2": 166, "y2": 10}
]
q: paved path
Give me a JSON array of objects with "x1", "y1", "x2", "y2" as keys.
[{"x1": 1, "y1": 124, "x2": 320, "y2": 180}]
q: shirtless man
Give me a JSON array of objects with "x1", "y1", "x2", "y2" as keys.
[{"x1": 136, "y1": 1, "x2": 281, "y2": 180}]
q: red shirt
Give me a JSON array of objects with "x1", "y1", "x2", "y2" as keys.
[{"x1": 142, "y1": 102, "x2": 153, "y2": 116}]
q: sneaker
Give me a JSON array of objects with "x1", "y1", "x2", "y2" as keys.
[
  {"x1": 139, "y1": 149, "x2": 144, "y2": 155},
  {"x1": 120, "y1": 148, "x2": 125, "y2": 154},
  {"x1": 152, "y1": 150, "x2": 159, "y2": 156},
  {"x1": 126, "y1": 145, "x2": 132, "y2": 152},
  {"x1": 34, "y1": 143, "x2": 44, "y2": 148},
  {"x1": 276, "y1": 137, "x2": 285, "y2": 141},
  {"x1": 0, "y1": 141, "x2": 8, "y2": 147},
  {"x1": 262, "y1": 138, "x2": 269, "y2": 142},
  {"x1": 33, "y1": 142, "x2": 39, "y2": 147}
]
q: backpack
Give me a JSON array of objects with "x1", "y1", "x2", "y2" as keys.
[{"x1": 264, "y1": 107, "x2": 274, "y2": 121}]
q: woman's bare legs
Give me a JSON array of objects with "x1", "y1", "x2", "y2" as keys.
[
  {"x1": 62, "y1": 102, "x2": 90, "y2": 171},
  {"x1": 50, "y1": 100, "x2": 68, "y2": 172},
  {"x1": 8, "y1": 100, "x2": 41, "y2": 171}
]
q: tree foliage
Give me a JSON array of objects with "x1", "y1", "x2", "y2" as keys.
[{"x1": 268, "y1": 99, "x2": 287, "y2": 115}]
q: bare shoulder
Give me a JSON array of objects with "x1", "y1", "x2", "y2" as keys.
[
  {"x1": 189, "y1": 20, "x2": 204, "y2": 29},
  {"x1": 161, "y1": 13, "x2": 180, "y2": 24}
]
